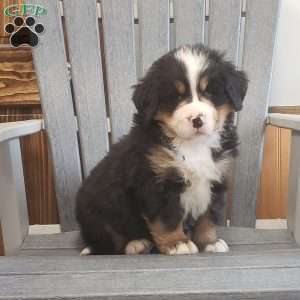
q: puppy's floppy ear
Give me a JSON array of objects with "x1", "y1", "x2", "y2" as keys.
[
  {"x1": 224, "y1": 67, "x2": 248, "y2": 111},
  {"x1": 132, "y1": 78, "x2": 159, "y2": 126}
]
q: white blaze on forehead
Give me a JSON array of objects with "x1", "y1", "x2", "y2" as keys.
[{"x1": 175, "y1": 47, "x2": 208, "y2": 100}]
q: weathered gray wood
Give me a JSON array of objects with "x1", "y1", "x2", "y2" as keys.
[
  {"x1": 208, "y1": 0, "x2": 242, "y2": 64},
  {"x1": 18, "y1": 249, "x2": 81, "y2": 256},
  {"x1": 217, "y1": 227, "x2": 294, "y2": 245},
  {"x1": 0, "y1": 120, "x2": 43, "y2": 143},
  {"x1": 1, "y1": 266, "x2": 300, "y2": 299},
  {"x1": 2, "y1": 249, "x2": 300, "y2": 274},
  {"x1": 138, "y1": 0, "x2": 169, "y2": 75},
  {"x1": 63, "y1": 0, "x2": 109, "y2": 176},
  {"x1": 294, "y1": 176, "x2": 300, "y2": 245},
  {"x1": 285, "y1": 131, "x2": 300, "y2": 245},
  {"x1": 28, "y1": 0, "x2": 82, "y2": 231},
  {"x1": 0, "y1": 139, "x2": 28, "y2": 255},
  {"x1": 231, "y1": 0, "x2": 280, "y2": 227},
  {"x1": 174, "y1": 0, "x2": 205, "y2": 47},
  {"x1": 18, "y1": 243, "x2": 299, "y2": 257},
  {"x1": 21, "y1": 231, "x2": 83, "y2": 250},
  {"x1": 21, "y1": 227, "x2": 294, "y2": 251},
  {"x1": 268, "y1": 113, "x2": 300, "y2": 131},
  {"x1": 101, "y1": 0, "x2": 137, "y2": 142}
]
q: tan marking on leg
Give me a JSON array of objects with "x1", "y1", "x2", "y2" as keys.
[
  {"x1": 147, "y1": 146, "x2": 176, "y2": 178},
  {"x1": 147, "y1": 146, "x2": 191, "y2": 183},
  {"x1": 192, "y1": 214, "x2": 217, "y2": 251},
  {"x1": 147, "y1": 220, "x2": 198, "y2": 255}
]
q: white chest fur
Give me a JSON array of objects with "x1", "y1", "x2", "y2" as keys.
[{"x1": 174, "y1": 134, "x2": 222, "y2": 220}]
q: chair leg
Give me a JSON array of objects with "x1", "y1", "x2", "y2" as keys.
[
  {"x1": 0, "y1": 139, "x2": 29, "y2": 255},
  {"x1": 287, "y1": 131, "x2": 300, "y2": 245}
]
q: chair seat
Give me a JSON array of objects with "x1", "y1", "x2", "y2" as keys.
[{"x1": 1, "y1": 227, "x2": 300, "y2": 299}]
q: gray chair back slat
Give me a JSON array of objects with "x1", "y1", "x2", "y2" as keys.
[
  {"x1": 231, "y1": 0, "x2": 280, "y2": 227},
  {"x1": 63, "y1": 0, "x2": 109, "y2": 177},
  {"x1": 138, "y1": 0, "x2": 170, "y2": 76},
  {"x1": 207, "y1": 0, "x2": 242, "y2": 225},
  {"x1": 29, "y1": 0, "x2": 82, "y2": 231},
  {"x1": 208, "y1": 0, "x2": 242, "y2": 63},
  {"x1": 101, "y1": 0, "x2": 137, "y2": 143},
  {"x1": 174, "y1": 0, "x2": 205, "y2": 47}
]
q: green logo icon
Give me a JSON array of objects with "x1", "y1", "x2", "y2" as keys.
[{"x1": 4, "y1": 4, "x2": 47, "y2": 17}]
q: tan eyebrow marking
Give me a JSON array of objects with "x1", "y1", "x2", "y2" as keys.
[
  {"x1": 199, "y1": 76, "x2": 208, "y2": 91},
  {"x1": 175, "y1": 80, "x2": 186, "y2": 95}
]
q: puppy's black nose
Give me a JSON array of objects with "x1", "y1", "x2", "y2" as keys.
[{"x1": 192, "y1": 117, "x2": 203, "y2": 129}]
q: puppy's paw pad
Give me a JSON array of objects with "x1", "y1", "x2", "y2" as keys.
[
  {"x1": 125, "y1": 239, "x2": 153, "y2": 255},
  {"x1": 167, "y1": 240, "x2": 199, "y2": 255},
  {"x1": 80, "y1": 247, "x2": 91, "y2": 256},
  {"x1": 204, "y1": 239, "x2": 229, "y2": 253}
]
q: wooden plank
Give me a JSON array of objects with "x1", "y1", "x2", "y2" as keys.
[
  {"x1": 257, "y1": 125, "x2": 289, "y2": 219},
  {"x1": 2, "y1": 249, "x2": 300, "y2": 274},
  {"x1": 208, "y1": 0, "x2": 242, "y2": 63},
  {"x1": 101, "y1": 0, "x2": 136, "y2": 142},
  {"x1": 280, "y1": 127, "x2": 292, "y2": 218},
  {"x1": 0, "y1": 267, "x2": 300, "y2": 299},
  {"x1": 0, "y1": 48, "x2": 40, "y2": 105},
  {"x1": 231, "y1": 0, "x2": 280, "y2": 227},
  {"x1": 63, "y1": 0, "x2": 109, "y2": 176},
  {"x1": 28, "y1": 0, "x2": 82, "y2": 231},
  {"x1": 269, "y1": 106, "x2": 300, "y2": 115},
  {"x1": 217, "y1": 227, "x2": 293, "y2": 245},
  {"x1": 287, "y1": 131, "x2": 300, "y2": 244},
  {"x1": 21, "y1": 227, "x2": 294, "y2": 250},
  {"x1": 21, "y1": 231, "x2": 83, "y2": 249},
  {"x1": 138, "y1": 0, "x2": 169, "y2": 75},
  {"x1": 268, "y1": 113, "x2": 300, "y2": 131},
  {"x1": 18, "y1": 249, "x2": 81, "y2": 256},
  {"x1": 18, "y1": 242, "x2": 299, "y2": 257},
  {"x1": 174, "y1": 0, "x2": 205, "y2": 47},
  {"x1": 0, "y1": 223, "x2": 4, "y2": 256}
]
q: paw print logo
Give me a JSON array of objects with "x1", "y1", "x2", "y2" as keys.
[{"x1": 5, "y1": 16, "x2": 45, "y2": 48}]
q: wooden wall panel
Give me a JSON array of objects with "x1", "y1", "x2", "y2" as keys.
[
  {"x1": 0, "y1": 48, "x2": 40, "y2": 105},
  {"x1": 257, "y1": 125, "x2": 291, "y2": 219}
]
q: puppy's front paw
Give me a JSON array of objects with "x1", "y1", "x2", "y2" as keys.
[
  {"x1": 165, "y1": 240, "x2": 199, "y2": 255},
  {"x1": 80, "y1": 247, "x2": 91, "y2": 256},
  {"x1": 204, "y1": 239, "x2": 229, "y2": 253},
  {"x1": 125, "y1": 239, "x2": 153, "y2": 255}
]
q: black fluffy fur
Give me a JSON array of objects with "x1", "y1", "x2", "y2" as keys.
[{"x1": 76, "y1": 44, "x2": 248, "y2": 254}]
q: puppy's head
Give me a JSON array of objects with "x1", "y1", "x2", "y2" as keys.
[{"x1": 132, "y1": 44, "x2": 248, "y2": 140}]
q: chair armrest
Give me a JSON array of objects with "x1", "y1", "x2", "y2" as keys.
[
  {"x1": 0, "y1": 120, "x2": 43, "y2": 143},
  {"x1": 0, "y1": 120, "x2": 43, "y2": 255},
  {"x1": 268, "y1": 113, "x2": 300, "y2": 131},
  {"x1": 267, "y1": 113, "x2": 300, "y2": 245}
]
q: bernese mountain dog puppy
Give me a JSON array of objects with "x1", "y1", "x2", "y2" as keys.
[{"x1": 76, "y1": 44, "x2": 248, "y2": 256}]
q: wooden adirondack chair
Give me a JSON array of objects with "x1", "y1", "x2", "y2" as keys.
[{"x1": 1, "y1": 0, "x2": 300, "y2": 298}]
